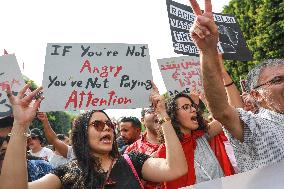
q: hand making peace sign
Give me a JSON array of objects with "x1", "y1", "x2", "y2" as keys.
[{"x1": 189, "y1": 0, "x2": 219, "y2": 52}]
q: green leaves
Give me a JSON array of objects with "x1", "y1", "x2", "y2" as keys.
[
  {"x1": 30, "y1": 111, "x2": 75, "y2": 145},
  {"x1": 222, "y1": 0, "x2": 284, "y2": 88}
]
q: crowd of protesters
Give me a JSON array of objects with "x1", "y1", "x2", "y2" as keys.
[{"x1": 0, "y1": 0, "x2": 283, "y2": 188}]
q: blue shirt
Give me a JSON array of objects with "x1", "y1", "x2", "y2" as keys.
[{"x1": 27, "y1": 159, "x2": 53, "y2": 182}]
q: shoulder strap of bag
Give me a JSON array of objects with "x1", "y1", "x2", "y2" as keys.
[{"x1": 123, "y1": 154, "x2": 144, "y2": 189}]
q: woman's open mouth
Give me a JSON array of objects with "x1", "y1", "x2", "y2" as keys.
[{"x1": 100, "y1": 134, "x2": 112, "y2": 144}]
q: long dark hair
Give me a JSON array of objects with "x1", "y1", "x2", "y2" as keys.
[
  {"x1": 166, "y1": 93, "x2": 207, "y2": 141},
  {"x1": 70, "y1": 110, "x2": 119, "y2": 188}
]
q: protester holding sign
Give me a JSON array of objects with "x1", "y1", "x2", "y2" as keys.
[
  {"x1": 155, "y1": 93, "x2": 234, "y2": 188},
  {"x1": 189, "y1": 0, "x2": 284, "y2": 173},
  {"x1": 0, "y1": 83, "x2": 187, "y2": 189}
]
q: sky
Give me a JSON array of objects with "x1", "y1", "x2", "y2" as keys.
[{"x1": 0, "y1": 0, "x2": 230, "y2": 119}]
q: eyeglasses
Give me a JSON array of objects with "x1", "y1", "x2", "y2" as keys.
[
  {"x1": 253, "y1": 75, "x2": 284, "y2": 90},
  {"x1": 89, "y1": 120, "x2": 116, "y2": 132},
  {"x1": 177, "y1": 103, "x2": 198, "y2": 112}
]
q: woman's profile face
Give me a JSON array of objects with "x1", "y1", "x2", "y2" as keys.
[
  {"x1": 175, "y1": 97, "x2": 199, "y2": 134},
  {"x1": 87, "y1": 112, "x2": 115, "y2": 156}
]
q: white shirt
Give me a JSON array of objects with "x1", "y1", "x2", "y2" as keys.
[
  {"x1": 48, "y1": 146, "x2": 75, "y2": 168},
  {"x1": 49, "y1": 153, "x2": 70, "y2": 168},
  {"x1": 224, "y1": 107, "x2": 284, "y2": 172},
  {"x1": 30, "y1": 147, "x2": 54, "y2": 161}
]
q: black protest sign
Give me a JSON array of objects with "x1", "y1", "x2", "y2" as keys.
[{"x1": 166, "y1": 0, "x2": 252, "y2": 61}]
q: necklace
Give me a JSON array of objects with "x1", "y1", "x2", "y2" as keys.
[{"x1": 102, "y1": 158, "x2": 117, "y2": 189}]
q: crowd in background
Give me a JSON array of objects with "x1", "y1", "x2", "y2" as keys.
[{"x1": 0, "y1": 0, "x2": 283, "y2": 188}]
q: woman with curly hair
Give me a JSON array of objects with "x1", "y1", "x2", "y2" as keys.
[
  {"x1": 156, "y1": 93, "x2": 234, "y2": 188},
  {"x1": 0, "y1": 84, "x2": 187, "y2": 189}
]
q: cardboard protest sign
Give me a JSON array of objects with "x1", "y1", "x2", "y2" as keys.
[
  {"x1": 181, "y1": 159, "x2": 284, "y2": 189},
  {"x1": 40, "y1": 43, "x2": 153, "y2": 112},
  {"x1": 166, "y1": 0, "x2": 252, "y2": 61},
  {"x1": 157, "y1": 56, "x2": 203, "y2": 97},
  {"x1": 0, "y1": 54, "x2": 25, "y2": 118}
]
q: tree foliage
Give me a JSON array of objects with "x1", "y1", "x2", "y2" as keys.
[
  {"x1": 30, "y1": 111, "x2": 74, "y2": 135},
  {"x1": 23, "y1": 75, "x2": 38, "y2": 91},
  {"x1": 222, "y1": 0, "x2": 284, "y2": 88},
  {"x1": 23, "y1": 75, "x2": 76, "y2": 144}
]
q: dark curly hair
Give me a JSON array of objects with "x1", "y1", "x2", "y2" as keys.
[
  {"x1": 166, "y1": 93, "x2": 207, "y2": 141},
  {"x1": 70, "y1": 110, "x2": 119, "y2": 188}
]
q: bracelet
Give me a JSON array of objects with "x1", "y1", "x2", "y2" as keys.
[
  {"x1": 224, "y1": 81, "x2": 234, "y2": 87},
  {"x1": 158, "y1": 117, "x2": 171, "y2": 125},
  {"x1": 8, "y1": 131, "x2": 30, "y2": 137}
]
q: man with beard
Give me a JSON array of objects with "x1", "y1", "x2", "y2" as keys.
[
  {"x1": 117, "y1": 116, "x2": 142, "y2": 154},
  {"x1": 125, "y1": 108, "x2": 161, "y2": 156}
]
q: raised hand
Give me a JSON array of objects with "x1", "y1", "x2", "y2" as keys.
[
  {"x1": 189, "y1": 91, "x2": 200, "y2": 105},
  {"x1": 6, "y1": 84, "x2": 44, "y2": 128},
  {"x1": 37, "y1": 112, "x2": 48, "y2": 123},
  {"x1": 149, "y1": 82, "x2": 167, "y2": 117},
  {"x1": 189, "y1": 0, "x2": 219, "y2": 51}
]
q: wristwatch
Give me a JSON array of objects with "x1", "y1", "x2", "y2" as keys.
[{"x1": 158, "y1": 117, "x2": 171, "y2": 125}]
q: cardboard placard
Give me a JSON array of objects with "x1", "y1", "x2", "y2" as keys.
[
  {"x1": 40, "y1": 43, "x2": 153, "y2": 111},
  {"x1": 157, "y1": 56, "x2": 203, "y2": 97},
  {"x1": 0, "y1": 54, "x2": 25, "y2": 118},
  {"x1": 166, "y1": 0, "x2": 252, "y2": 61}
]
